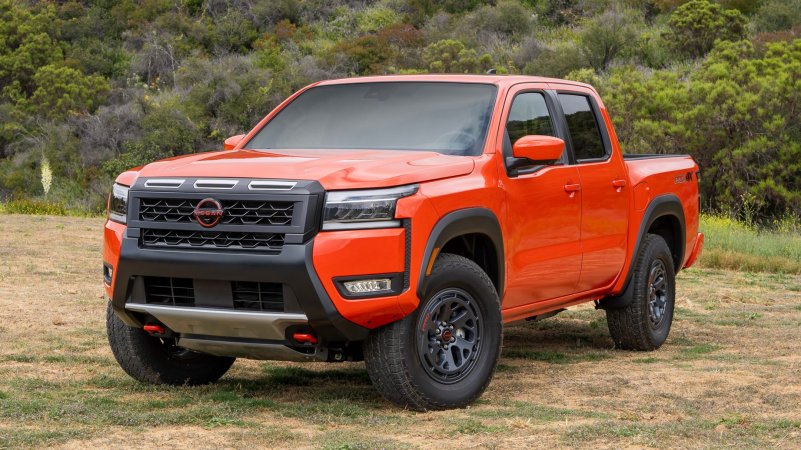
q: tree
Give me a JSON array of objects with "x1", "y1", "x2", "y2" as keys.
[
  {"x1": 0, "y1": 1, "x2": 63, "y2": 101},
  {"x1": 665, "y1": 0, "x2": 748, "y2": 58},
  {"x1": 579, "y1": 7, "x2": 642, "y2": 71},
  {"x1": 25, "y1": 65, "x2": 109, "y2": 120}
]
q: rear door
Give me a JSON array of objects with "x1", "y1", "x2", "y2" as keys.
[
  {"x1": 499, "y1": 84, "x2": 582, "y2": 309},
  {"x1": 555, "y1": 89, "x2": 629, "y2": 291}
]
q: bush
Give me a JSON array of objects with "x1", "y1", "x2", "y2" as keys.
[
  {"x1": 356, "y1": 6, "x2": 402, "y2": 33},
  {"x1": 753, "y1": 0, "x2": 801, "y2": 33},
  {"x1": 423, "y1": 39, "x2": 493, "y2": 73},
  {"x1": 578, "y1": 7, "x2": 643, "y2": 71},
  {"x1": 25, "y1": 65, "x2": 109, "y2": 120},
  {"x1": 665, "y1": 0, "x2": 748, "y2": 58},
  {"x1": 523, "y1": 38, "x2": 584, "y2": 78}
]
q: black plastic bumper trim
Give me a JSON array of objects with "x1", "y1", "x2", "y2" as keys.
[{"x1": 110, "y1": 232, "x2": 369, "y2": 342}]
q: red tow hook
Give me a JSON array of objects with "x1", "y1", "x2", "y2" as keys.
[
  {"x1": 143, "y1": 324, "x2": 166, "y2": 335},
  {"x1": 292, "y1": 333, "x2": 318, "y2": 345}
]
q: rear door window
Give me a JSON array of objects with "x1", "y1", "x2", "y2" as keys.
[{"x1": 557, "y1": 94, "x2": 607, "y2": 161}]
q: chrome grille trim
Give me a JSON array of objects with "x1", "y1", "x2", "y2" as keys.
[
  {"x1": 248, "y1": 180, "x2": 297, "y2": 191},
  {"x1": 144, "y1": 179, "x2": 185, "y2": 189},
  {"x1": 193, "y1": 179, "x2": 239, "y2": 189}
]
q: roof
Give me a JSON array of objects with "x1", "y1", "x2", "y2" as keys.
[{"x1": 316, "y1": 74, "x2": 594, "y2": 90}]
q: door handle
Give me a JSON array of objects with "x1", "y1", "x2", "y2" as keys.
[
  {"x1": 564, "y1": 183, "x2": 581, "y2": 198},
  {"x1": 612, "y1": 179, "x2": 627, "y2": 188}
]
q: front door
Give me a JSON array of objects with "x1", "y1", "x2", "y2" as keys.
[{"x1": 500, "y1": 86, "x2": 582, "y2": 309}]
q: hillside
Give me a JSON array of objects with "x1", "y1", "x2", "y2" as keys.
[{"x1": 0, "y1": 0, "x2": 800, "y2": 223}]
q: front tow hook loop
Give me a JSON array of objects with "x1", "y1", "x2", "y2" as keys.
[
  {"x1": 143, "y1": 324, "x2": 166, "y2": 335},
  {"x1": 292, "y1": 333, "x2": 318, "y2": 345}
]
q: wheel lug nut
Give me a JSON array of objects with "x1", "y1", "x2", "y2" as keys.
[{"x1": 435, "y1": 329, "x2": 441, "y2": 335}]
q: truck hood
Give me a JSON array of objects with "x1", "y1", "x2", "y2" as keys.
[{"x1": 134, "y1": 149, "x2": 475, "y2": 190}]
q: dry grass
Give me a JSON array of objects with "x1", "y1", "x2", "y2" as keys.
[
  {"x1": 1, "y1": 214, "x2": 800, "y2": 449},
  {"x1": 698, "y1": 215, "x2": 801, "y2": 274}
]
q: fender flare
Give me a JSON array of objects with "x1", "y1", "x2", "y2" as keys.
[
  {"x1": 416, "y1": 208, "x2": 505, "y2": 298},
  {"x1": 598, "y1": 194, "x2": 685, "y2": 310}
]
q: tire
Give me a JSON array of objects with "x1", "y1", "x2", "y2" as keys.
[
  {"x1": 364, "y1": 253, "x2": 502, "y2": 411},
  {"x1": 106, "y1": 302, "x2": 235, "y2": 385},
  {"x1": 606, "y1": 234, "x2": 676, "y2": 351}
]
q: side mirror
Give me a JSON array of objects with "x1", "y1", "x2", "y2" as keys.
[
  {"x1": 224, "y1": 134, "x2": 246, "y2": 150},
  {"x1": 512, "y1": 135, "x2": 565, "y2": 163},
  {"x1": 507, "y1": 135, "x2": 565, "y2": 175}
]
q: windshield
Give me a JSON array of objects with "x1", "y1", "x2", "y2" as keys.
[{"x1": 245, "y1": 82, "x2": 497, "y2": 156}]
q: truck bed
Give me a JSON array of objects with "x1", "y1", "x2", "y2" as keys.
[{"x1": 623, "y1": 153, "x2": 691, "y2": 160}]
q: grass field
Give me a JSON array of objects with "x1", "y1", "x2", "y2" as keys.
[
  {"x1": 1, "y1": 214, "x2": 800, "y2": 449},
  {"x1": 700, "y1": 215, "x2": 801, "y2": 274}
]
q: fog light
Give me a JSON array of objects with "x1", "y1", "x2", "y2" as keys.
[{"x1": 343, "y1": 278, "x2": 392, "y2": 295}]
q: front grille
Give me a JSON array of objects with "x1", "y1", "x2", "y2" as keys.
[
  {"x1": 141, "y1": 229, "x2": 284, "y2": 252},
  {"x1": 144, "y1": 277, "x2": 195, "y2": 306},
  {"x1": 231, "y1": 281, "x2": 284, "y2": 311},
  {"x1": 139, "y1": 198, "x2": 294, "y2": 226}
]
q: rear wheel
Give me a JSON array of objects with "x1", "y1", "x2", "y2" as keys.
[
  {"x1": 106, "y1": 302, "x2": 235, "y2": 385},
  {"x1": 364, "y1": 253, "x2": 502, "y2": 410},
  {"x1": 606, "y1": 234, "x2": 676, "y2": 351}
]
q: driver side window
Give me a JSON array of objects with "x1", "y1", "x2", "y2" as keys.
[{"x1": 505, "y1": 92, "x2": 556, "y2": 147}]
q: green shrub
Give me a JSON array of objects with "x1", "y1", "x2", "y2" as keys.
[
  {"x1": 753, "y1": 0, "x2": 801, "y2": 33},
  {"x1": 578, "y1": 7, "x2": 643, "y2": 71},
  {"x1": 423, "y1": 39, "x2": 493, "y2": 74},
  {"x1": 665, "y1": 0, "x2": 748, "y2": 58},
  {"x1": 355, "y1": 6, "x2": 402, "y2": 33},
  {"x1": 523, "y1": 39, "x2": 584, "y2": 78}
]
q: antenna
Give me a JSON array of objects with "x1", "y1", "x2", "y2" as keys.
[{"x1": 486, "y1": 68, "x2": 497, "y2": 75}]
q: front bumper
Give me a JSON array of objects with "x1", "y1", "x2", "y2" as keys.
[
  {"x1": 110, "y1": 230, "x2": 371, "y2": 345},
  {"x1": 102, "y1": 177, "x2": 438, "y2": 361}
]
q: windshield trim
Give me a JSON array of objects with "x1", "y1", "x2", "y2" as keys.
[{"x1": 242, "y1": 81, "x2": 499, "y2": 156}]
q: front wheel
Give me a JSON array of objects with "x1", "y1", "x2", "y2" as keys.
[
  {"x1": 106, "y1": 302, "x2": 235, "y2": 385},
  {"x1": 606, "y1": 234, "x2": 676, "y2": 351},
  {"x1": 364, "y1": 253, "x2": 502, "y2": 410}
]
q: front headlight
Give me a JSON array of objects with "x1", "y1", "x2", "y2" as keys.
[
  {"x1": 322, "y1": 184, "x2": 417, "y2": 230},
  {"x1": 108, "y1": 183, "x2": 129, "y2": 224}
]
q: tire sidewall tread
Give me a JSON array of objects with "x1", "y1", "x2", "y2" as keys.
[
  {"x1": 606, "y1": 234, "x2": 676, "y2": 351},
  {"x1": 106, "y1": 302, "x2": 235, "y2": 386},
  {"x1": 364, "y1": 253, "x2": 502, "y2": 411}
]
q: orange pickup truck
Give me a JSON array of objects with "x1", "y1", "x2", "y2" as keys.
[{"x1": 103, "y1": 75, "x2": 703, "y2": 410}]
